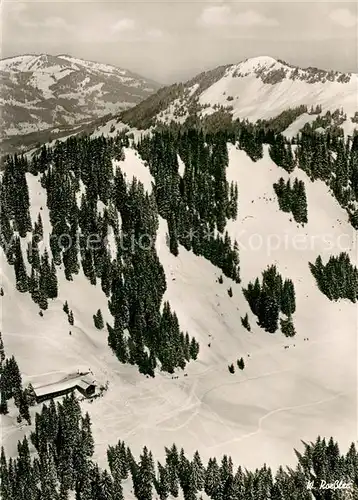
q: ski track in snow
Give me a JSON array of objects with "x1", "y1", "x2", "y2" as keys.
[{"x1": 205, "y1": 389, "x2": 353, "y2": 451}]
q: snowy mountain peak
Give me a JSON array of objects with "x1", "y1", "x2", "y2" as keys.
[
  {"x1": 0, "y1": 53, "x2": 67, "y2": 72},
  {"x1": 0, "y1": 53, "x2": 160, "y2": 149},
  {"x1": 0, "y1": 53, "x2": 156, "y2": 81},
  {"x1": 122, "y1": 55, "x2": 357, "y2": 133},
  {"x1": 228, "y1": 55, "x2": 353, "y2": 85},
  {"x1": 236, "y1": 55, "x2": 279, "y2": 72}
]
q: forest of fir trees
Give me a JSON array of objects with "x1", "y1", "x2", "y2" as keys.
[
  {"x1": 309, "y1": 252, "x2": 358, "y2": 303},
  {"x1": 1, "y1": 390, "x2": 357, "y2": 500},
  {"x1": 165, "y1": 108, "x2": 358, "y2": 230},
  {"x1": 0, "y1": 134, "x2": 200, "y2": 377},
  {"x1": 191, "y1": 109, "x2": 358, "y2": 231},
  {"x1": 273, "y1": 177, "x2": 308, "y2": 224},
  {"x1": 0, "y1": 332, "x2": 36, "y2": 422},
  {"x1": 1, "y1": 111, "x2": 357, "y2": 363},
  {"x1": 0, "y1": 127, "x2": 244, "y2": 376},
  {"x1": 2, "y1": 115, "x2": 356, "y2": 373},
  {"x1": 136, "y1": 129, "x2": 240, "y2": 282},
  {"x1": 267, "y1": 121, "x2": 358, "y2": 230},
  {"x1": 243, "y1": 265, "x2": 296, "y2": 336}
]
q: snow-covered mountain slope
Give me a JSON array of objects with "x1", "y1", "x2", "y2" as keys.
[
  {"x1": 2, "y1": 143, "x2": 356, "y2": 495},
  {"x1": 120, "y1": 56, "x2": 358, "y2": 135},
  {"x1": 0, "y1": 53, "x2": 160, "y2": 139}
]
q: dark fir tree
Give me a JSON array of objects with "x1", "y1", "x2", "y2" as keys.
[
  {"x1": 280, "y1": 316, "x2": 296, "y2": 337},
  {"x1": 237, "y1": 357, "x2": 245, "y2": 370},
  {"x1": 13, "y1": 237, "x2": 28, "y2": 293},
  {"x1": 68, "y1": 310, "x2": 74, "y2": 326},
  {"x1": 93, "y1": 309, "x2": 104, "y2": 330},
  {"x1": 241, "y1": 313, "x2": 251, "y2": 332}
]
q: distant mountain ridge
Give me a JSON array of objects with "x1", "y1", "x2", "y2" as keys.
[
  {"x1": 2, "y1": 54, "x2": 357, "y2": 155},
  {"x1": 120, "y1": 56, "x2": 357, "y2": 134},
  {"x1": 0, "y1": 53, "x2": 160, "y2": 142}
]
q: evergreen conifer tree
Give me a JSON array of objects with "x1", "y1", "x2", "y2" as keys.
[
  {"x1": 19, "y1": 389, "x2": 31, "y2": 424},
  {"x1": 280, "y1": 316, "x2": 296, "y2": 337},
  {"x1": 93, "y1": 309, "x2": 104, "y2": 330},
  {"x1": 14, "y1": 237, "x2": 28, "y2": 293},
  {"x1": 24, "y1": 383, "x2": 37, "y2": 406},
  {"x1": 241, "y1": 313, "x2": 251, "y2": 331},
  {"x1": 237, "y1": 357, "x2": 245, "y2": 370}
]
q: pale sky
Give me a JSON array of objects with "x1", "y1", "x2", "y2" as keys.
[{"x1": 1, "y1": 0, "x2": 357, "y2": 84}]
